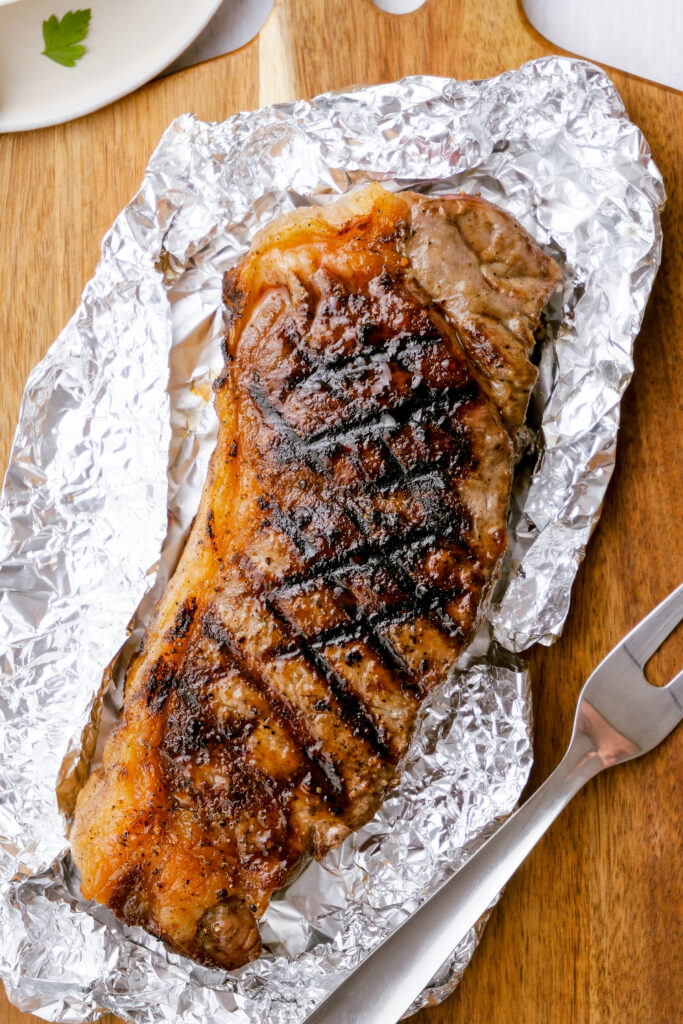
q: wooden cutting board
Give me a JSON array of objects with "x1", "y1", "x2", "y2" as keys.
[{"x1": 0, "y1": 1, "x2": 681, "y2": 1023}]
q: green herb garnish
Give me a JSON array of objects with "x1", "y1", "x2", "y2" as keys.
[{"x1": 42, "y1": 9, "x2": 92, "y2": 67}]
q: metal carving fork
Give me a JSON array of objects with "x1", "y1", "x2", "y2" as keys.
[{"x1": 304, "y1": 583, "x2": 683, "y2": 1024}]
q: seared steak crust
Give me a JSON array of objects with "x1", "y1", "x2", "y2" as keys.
[{"x1": 71, "y1": 184, "x2": 560, "y2": 969}]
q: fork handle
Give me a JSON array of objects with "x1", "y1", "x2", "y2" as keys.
[{"x1": 304, "y1": 737, "x2": 603, "y2": 1024}]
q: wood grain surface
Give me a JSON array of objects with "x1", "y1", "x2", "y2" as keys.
[{"x1": 1, "y1": 1, "x2": 681, "y2": 1023}]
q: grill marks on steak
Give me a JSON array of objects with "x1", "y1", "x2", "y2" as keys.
[{"x1": 70, "y1": 184, "x2": 561, "y2": 970}]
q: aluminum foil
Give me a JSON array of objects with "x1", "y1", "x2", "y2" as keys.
[{"x1": 0, "y1": 57, "x2": 663, "y2": 1024}]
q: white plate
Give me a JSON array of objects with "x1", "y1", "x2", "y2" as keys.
[
  {"x1": 522, "y1": 0, "x2": 682, "y2": 92},
  {"x1": 0, "y1": 0, "x2": 225, "y2": 132}
]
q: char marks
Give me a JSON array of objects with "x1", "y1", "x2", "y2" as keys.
[
  {"x1": 169, "y1": 597, "x2": 198, "y2": 639},
  {"x1": 201, "y1": 611, "x2": 347, "y2": 805},
  {"x1": 239, "y1": 274, "x2": 483, "y2": 688},
  {"x1": 195, "y1": 273, "x2": 477, "y2": 785}
]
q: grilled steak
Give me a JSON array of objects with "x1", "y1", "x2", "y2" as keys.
[{"x1": 71, "y1": 184, "x2": 561, "y2": 969}]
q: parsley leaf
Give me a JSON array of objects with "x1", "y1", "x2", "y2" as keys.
[{"x1": 42, "y1": 9, "x2": 92, "y2": 67}]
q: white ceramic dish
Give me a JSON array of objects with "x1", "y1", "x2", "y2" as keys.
[
  {"x1": 522, "y1": 0, "x2": 682, "y2": 91},
  {"x1": 0, "y1": 0, "x2": 224, "y2": 132}
]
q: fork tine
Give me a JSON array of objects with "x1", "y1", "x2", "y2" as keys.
[{"x1": 621, "y1": 582, "x2": 683, "y2": 668}]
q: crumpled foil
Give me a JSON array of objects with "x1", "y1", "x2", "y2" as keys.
[{"x1": 0, "y1": 57, "x2": 663, "y2": 1024}]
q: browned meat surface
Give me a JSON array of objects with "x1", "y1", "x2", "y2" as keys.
[{"x1": 70, "y1": 183, "x2": 561, "y2": 969}]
